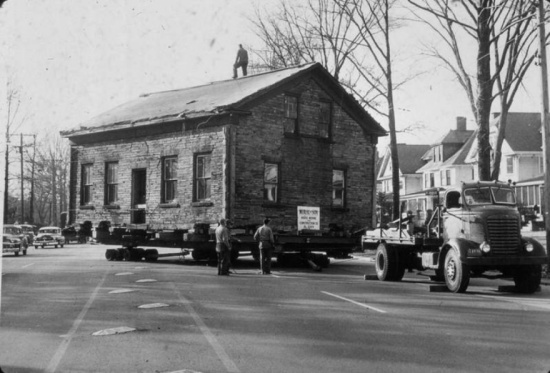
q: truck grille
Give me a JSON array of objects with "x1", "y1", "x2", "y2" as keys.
[{"x1": 486, "y1": 215, "x2": 520, "y2": 255}]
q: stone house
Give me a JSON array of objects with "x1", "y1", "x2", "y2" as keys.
[{"x1": 60, "y1": 63, "x2": 386, "y2": 233}]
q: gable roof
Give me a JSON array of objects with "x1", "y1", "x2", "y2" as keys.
[
  {"x1": 61, "y1": 63, "x2": 385, "y2": 138},
  {"x1": 441, "y1": 130, "x2": 477, "y2": 166},
  {"x1": 378, "y1": 144, "x2": 430, "y2": 177},
  {"x1": 491, "y1": 112, "x2": 541, "y2": 152}
]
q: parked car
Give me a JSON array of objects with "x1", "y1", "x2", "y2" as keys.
[
  {"x1": 34, "y1": 226, "x2": 65, "y2": 248},
  {"x1": 19, "y1": 224, "x2": 37, "y2": 245},
  {"x1": 2, "y1": 225, "x2": 28, "y2": 256}
]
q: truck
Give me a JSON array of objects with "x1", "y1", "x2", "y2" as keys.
[{"x1": 362, "y1": 181, "x2": 547, "y2": 293}]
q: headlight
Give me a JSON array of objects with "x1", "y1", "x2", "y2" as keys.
[
  {"x1": 525, "y1": 242, "x2": 534, "y2": 253},
  {"x1": 480, "y1": 241, "x2": 491, "y2": 253}
]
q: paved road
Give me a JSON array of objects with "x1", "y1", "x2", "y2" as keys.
[{"x1": 1, "y1": 244, "x2": 549, "y2": 373}]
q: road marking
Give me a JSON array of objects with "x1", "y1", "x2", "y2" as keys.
[
  {"x1": 136, "y1": 278, "x2": 157, "y2": 283},
  {"x1": 21, "y1": 263, "x2": 35, "y2": 268},
  {"x1": 321, "y1": 291, "x2": 387, "y2": 314},
  {"x1": 138, "y1": 303, "x2": 169, "y2": 309},
  {"x1": 45, "y1": 271, "x2": 108, "y2": 373},
  {"x1": 171, "y1": 283, "x2": 240, "y2": 373},
  {"x1": 92, "y1": 326, "x2": 136, "y2": 336},
  {"x1": 476, "y1": 294, "x2": 550, "y2": 311}
]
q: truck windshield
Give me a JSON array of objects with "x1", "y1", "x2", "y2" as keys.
[{"x1": 464, "y1": 187, "x2": 516, "y2": 206}]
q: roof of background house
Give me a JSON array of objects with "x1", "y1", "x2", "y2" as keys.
[
  {"x1": 441, "y1": 130, "x2": 477, "y2": 166},
  {"x1": 434, "y1": 128, "x2": 474, "y2": 145},
  {"x1": 492, "y1": 112, "x2": 541, "y2": 151},
  {"x1": 61, "y1": 62, "x2": 385, "y2": 138},
  {"x1": 397, "y1": 144, "x2": 431, "y2": 174}
]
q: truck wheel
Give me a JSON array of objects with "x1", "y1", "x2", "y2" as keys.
[
  {"x1": 513, "y1": 265, "x2": 541, "y2": 294},
  {"x1": 444, "y1": 249, "x2": 470, "y2": 293},
  {"x1": 375, "y1": 243, "x2": 401, "y2": 281}
]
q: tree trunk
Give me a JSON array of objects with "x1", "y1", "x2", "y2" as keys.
[{"x1": 476, "y1": 1, "x2": 493, "y2": 181}]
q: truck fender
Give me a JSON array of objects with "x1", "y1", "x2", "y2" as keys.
[
  {"x1": 521, "y1": 236, "x2": 547, "y2": 257},
  {"x1": 439, "y1": 238, "x2": 479, "y2": 267}
]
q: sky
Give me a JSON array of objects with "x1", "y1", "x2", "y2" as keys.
[{"x1": 0, "y1": 0, "x2": 546, "y2": 149}]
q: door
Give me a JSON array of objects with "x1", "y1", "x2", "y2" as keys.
[{"x1": 132, "y1": 169, "x2": 147, "y2": 224}]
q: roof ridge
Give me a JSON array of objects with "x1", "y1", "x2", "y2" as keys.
[{"x1": 139, "y1": 62, "x2": 318, "y2": 98}]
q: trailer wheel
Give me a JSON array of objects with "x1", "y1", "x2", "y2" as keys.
[
  {"x1": 105, "y1": 249, "x2": 117, "y2": 261},
  {"x1": 145, "y1": 249, "x2": 159, "y2": 262},
  {"x1": 513, "y1": 265, "x2": 541, "y2": 294},
  {"x1": 115, "y1": 248, "x2": 125, "y2": 261},
  {"x1": 375, "y1": 243, "x2": 400, "y2": 281},
  {"x1": 444, "y1": 249, "x2": 470, "y2": 293}
]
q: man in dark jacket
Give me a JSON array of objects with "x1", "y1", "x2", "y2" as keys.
[
  {"x1": 233, "y1": 44, "x2": 248, "y2": 78},
  {"x1": 253, "y1": 218, "x2": 275, "y2": 274}
]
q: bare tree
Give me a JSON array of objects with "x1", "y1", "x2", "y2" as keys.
[
  {"x1": 336, "y1": 0, "x2": 409, "y2": 218},
  {"x1": 408, "y1": 0, "x2": 543, "y2": 181},
  {"x1": 249, "y1": 0, "x2": 363, "y2": 79}
]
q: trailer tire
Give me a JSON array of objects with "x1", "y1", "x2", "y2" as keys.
[
  {"x1": 513, "y1": 265, "x2": 541, "y2": 294},
  {"x1": 145, "y1": 249, "x2": 159, "y2": 262},
  {"x1": 105, "y1": 249, "x2": 117, "y2": 261},
  {"x1": 444, "y1": 248, "x2": 470, "y2": 293},
  {"x1": 115, "y1": 248, "x2": 125, "y2": 261},
  {"x1": 375, "y1": 243, "x2": 400, "y2": 281}
]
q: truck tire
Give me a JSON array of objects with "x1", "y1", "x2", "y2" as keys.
[
  {"x1": 375, "y1": 243, "x2": 402, "y2": 281},
  {"x1": 513, "y1": 265, "x2": 541, "y2": 294},
  {"x1": 105, "y1": 249, "x2": 116, "y2": 261},
  {"x1": 444, "y1": 248, "x2": 470, "y2": 293}
]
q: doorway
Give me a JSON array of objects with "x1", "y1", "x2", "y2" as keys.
[{"x1": 132, "y1": 169, "x2": 147, "y2": 224}]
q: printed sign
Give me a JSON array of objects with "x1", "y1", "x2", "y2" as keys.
[{"x1": 297, "y1": 206, "x2": 320, "y2": 230}]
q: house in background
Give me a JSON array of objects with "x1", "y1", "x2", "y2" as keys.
[
  {"x1": 376, "y1": 143, "x2": 431, "y2": 196},
  {"x1": 417, "y1": 117, "x2": 475, "y2": 191}
]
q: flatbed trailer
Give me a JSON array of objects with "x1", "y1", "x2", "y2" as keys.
[{"x1": 99, "y1": 224, "x2": 359, "y2": 270}]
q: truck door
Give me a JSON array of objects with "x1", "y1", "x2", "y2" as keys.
[
  {"x1": 442, "y1": 190, "x2": 465, "y2": 241},
  {"x1": 132, "y1": 169, "x2": 147, "y2": 224}
]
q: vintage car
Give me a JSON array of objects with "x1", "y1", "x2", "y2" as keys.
[
  {"x1": 3, "y1": 225, "x2": 28, "y2": 256},
  {"x1": 34, "y1": 226, "x2": 65, "y2": 248}
]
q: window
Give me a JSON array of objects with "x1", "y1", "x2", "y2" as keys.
[
  {"x1": 429, "y1": 173, "x2": 435, "y2": 188},
  {"x1": 284, "y1": 95, "x2": 298, "y2": 133},
  {"x1": 506, "y1": 156, "x2": 514, "y2": 174},
  {"x1": 333, "y1": 169, "x2": 345, "y2": 207},
  {"x1": 81, "y1": 164, "x2": 92, "y2": 205},
  {"x1": 319, "y1": 100, "x2": 332, "y2": 138},
  {"x1": 104, "y1": 162, "x2": 118, "y2": 205},
  {"x1": 195, "y1": 153, "x2": 211, "y2": 201},
  {"x1": 264, "y1": 163, "x2": 279, "y2": 202},
  {"x1": 162, "y1": 157, "x2": 178, "y2": 203}
]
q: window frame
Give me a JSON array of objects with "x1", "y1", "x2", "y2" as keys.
[
  {"x1": 284, "y1": 94, "x2": 299, "y2": 133},
  {"x1": 162, "y1": 156, "x2": 178, "y2": 204},
  {"x1": 81, "y1": 163, "x2": 93, "y2": 206},
  {"x1": 506, "y1": 156, "x2": 514, "y2": 174},
  {"x1": 319, "y1": 99, "x2": 332, "y2": 139},
  {"x1": 263, "y1": 162, "x2": 280, "y2": 203},
  {"x1": 194, "y1": 153, "x2": 212, "y2": 202},
  {"x1": 332, "y1": 169, "x2": 346, "y2": 207},
  {"x1": 104, "y1": 162, "x2": 119, "y2": 206}
]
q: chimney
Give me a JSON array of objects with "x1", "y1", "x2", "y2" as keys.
[{"x1": 456, "y1": 116, "x2": 467, "y2": 131}]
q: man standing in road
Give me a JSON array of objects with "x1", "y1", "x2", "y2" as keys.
[
  {"x1": 215, "y1": 218, "x2": 232, "y2": 276},
  {"x1": 254, "y1": 218, "x2": 275, "y2": 275},
  {"x1": 233, "y1": 44, "x2": 248, "y2": 79}
]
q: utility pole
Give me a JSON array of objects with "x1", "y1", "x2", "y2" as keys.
[
  {"x1": 538, "y1": 0, "x2": 550, "y2": 267},
  {"x1": 30, "y1": 134, "x2": 36, "y2": 224}
]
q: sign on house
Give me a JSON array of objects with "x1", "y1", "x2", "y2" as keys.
[{"x1": 297, "y1": 206, "x2": 320, "y2": 230}]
